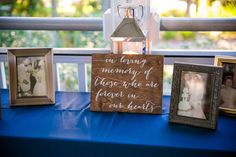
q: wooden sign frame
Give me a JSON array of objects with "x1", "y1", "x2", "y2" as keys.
[{"x1": 90, "y1": 54, "x2": 163, "y2": 114}]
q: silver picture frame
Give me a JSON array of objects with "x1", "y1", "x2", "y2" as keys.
[{"x1": 169, "y1": 62, "x2": 223, "y2": 129}]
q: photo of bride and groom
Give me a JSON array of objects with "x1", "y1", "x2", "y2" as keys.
[
  {"x1": 177, "y1": 71, "x2": 211, "y2": 120},
  {"x1": 17, "y1": 57, "x2": 47, "y2": 98}
]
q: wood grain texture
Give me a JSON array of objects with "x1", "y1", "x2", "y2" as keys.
[{"x1": 90, "y1": 54, "x2": 163, "y2": 114}]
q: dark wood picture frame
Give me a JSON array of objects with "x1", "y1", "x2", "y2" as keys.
[
  {"x1": 214, "y1": 56, "x2": 236, "y2": 116},
  {"x1": 169, "y1": 63, "x2": 223, "y2": 129},
  {"x1": 8, "y1": 48, "x2": 55, "y2": 106}
]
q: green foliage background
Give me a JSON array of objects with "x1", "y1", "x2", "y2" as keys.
[
  {"x1": 0, "y1": 0, "x2": 235, "y2": 49},
  {"x1": 0, "y1": 0, "x2": 107, "y2": 48}
]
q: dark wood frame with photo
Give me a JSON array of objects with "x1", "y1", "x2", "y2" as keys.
[
  {"x1": 8, "y1": 48, "x2": 55, "y2": 106},
  {"x1": 169, "y1": 62, "x2": 223, "y2": 129},
  {"x1": 214, "y1": 56, "x2": 236, "y2": 116}
]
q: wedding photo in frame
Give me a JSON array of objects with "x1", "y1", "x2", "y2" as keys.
[
  {"x1": 169, "y1": 63, "x2": 223, "y2": 129},
  {"x1": 214, "y1": 56, "x2": 236, "y2": 116},
  {"x1": 8, "y1": 48, "x2": 55, "y2": 106}
]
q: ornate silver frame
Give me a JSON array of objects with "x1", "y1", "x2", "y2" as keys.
[{"x1": 169, "y1": 62, "x2": 223, "y2": 129}]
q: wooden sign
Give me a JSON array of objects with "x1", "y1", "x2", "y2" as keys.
[{"x1": 90, "y1": 54, "x2": 163, "y2": 114}]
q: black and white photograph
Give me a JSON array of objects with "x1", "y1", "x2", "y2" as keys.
[
  {"x1": 215, "y1": 57, "x2": 236, "y2": 115},
  {"x1": 177, "y1": 71, "x2": 211, "y2": 120},
  {"x1": 169, "y1": 63, "x2": 223, "y2": 129},
  {"x1": 17, "y1": 57, "x2": 47, "y2": 98},
  {"x1": 8, "y1": 48, "x2": 55, "y2": 106}
]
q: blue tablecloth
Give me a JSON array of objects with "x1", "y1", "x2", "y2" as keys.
[{"x1": 0, "y1": 89, "x2": 236, "y2": 157}]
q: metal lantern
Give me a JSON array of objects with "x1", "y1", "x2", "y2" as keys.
[{"x1": 111, "y1": 5, "x2": 147, "y2": 54}]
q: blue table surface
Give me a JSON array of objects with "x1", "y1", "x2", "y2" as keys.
[{"x1": 0, "y1": 89, "x2": 236, "y2": 156}]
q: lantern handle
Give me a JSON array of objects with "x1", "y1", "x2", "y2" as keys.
[
  {"x1": 117, "y1": 5, "x2": 122, "y2": 18},
  {"x1": 139, "y1": 5, "x2": 144, "y2": 19},
  {"x1": 117, "y1": 4, "x2": 144, "y2": 19}
]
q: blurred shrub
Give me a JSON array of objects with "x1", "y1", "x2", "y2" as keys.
[
  {"x1": 180, "y1": 32, "x2": 196, "y2": 40},
  {"x1": 0, "y1": 30, "x2": 108, "y2": 48},
  {"x1": 0, "y1": 0, "x2": 104, "y2": 48},
  {"x1": 162, "y1": 32, "x2": 177, "y2": 40},
  {"x1": 162, "y1": 31, "x2": 196, "y2": 41},
  {"x1": 161, "y1": 9, "x2": 185, "y2": 17}
]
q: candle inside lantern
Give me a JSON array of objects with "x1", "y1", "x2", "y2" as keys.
[{"x1": 113, "y1": 41, "x2": 145, "y2": 54}]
